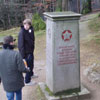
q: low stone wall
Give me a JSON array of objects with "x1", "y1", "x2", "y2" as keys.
[{"x1": 84, "y1": 63, "x2": 100, "y2": 84}]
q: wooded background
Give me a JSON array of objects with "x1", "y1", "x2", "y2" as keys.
[{"x1": 0, "y1": 0, "x2": 100, "y2": 29}]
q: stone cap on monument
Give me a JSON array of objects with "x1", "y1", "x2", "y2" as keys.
[{"x1": 44, "y1": 11, "x2": 81, "y2": 21}]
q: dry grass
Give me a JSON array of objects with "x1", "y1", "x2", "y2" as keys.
[
  {"x1": 80, "y1": 14, "x2": 100, "y2": 73},
  {"x1": 34, "y1": 33, "x2": 46, "y2": 60},
  {"x1": 80, "y1": 32, "x2": 100, "y2": 73},
  {"x1": 0, "y1": 28, "x2": 46, "y2": 60},
  {"x1": 88, "y1": 16, "x2": 100, "y2": 33}
]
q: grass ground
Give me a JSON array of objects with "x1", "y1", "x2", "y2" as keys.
[
  {"x1": 81, "y1": 13, "x2": 100, "y2": 73},
  {"x1": 0, "y1": 28, "x2": 46, "y2": 60},
  {"x1": 88, "y1": 16, "x2": 100, "y2": 33}
]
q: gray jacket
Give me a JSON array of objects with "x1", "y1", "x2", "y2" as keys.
[{"x1": 0, "y1": 49, "x2": 28, "y2": 92}]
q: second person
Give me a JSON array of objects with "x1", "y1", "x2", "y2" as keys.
[{"x1": 18, "y1": 19, "x2": 37, "y2": 85}]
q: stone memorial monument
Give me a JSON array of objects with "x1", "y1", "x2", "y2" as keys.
[{"x1": 39, "y1": 12, "x2": 90, "y2": 100}]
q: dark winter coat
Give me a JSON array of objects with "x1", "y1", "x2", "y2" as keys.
[
  {"x1": 18, "y1": 26, "x2": 35, "y2": 59},
  {"x1": 0, "y1": 44, "x2": 29, "y2": 92}
]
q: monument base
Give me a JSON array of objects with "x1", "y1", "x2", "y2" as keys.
[{"x1": 38, "y1": 82, "x2": 90, "y2": 100}]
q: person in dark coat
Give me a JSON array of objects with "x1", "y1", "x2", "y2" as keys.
[
  {"x1": 0, "y1": 36, "x2": 29, "y2": 100},
  {"x1": 18, "y1": 19, "x2": 37, "y2": 85}
]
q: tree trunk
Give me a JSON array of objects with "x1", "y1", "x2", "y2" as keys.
[{"x1": 62, "y1": 0, "x2": 68, "y2": 11}]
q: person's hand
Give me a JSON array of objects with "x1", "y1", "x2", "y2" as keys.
[
  {"x1": 23, "y1": 59, "x2": 28, "y2": 67},
  {"x1": 23, "y1": 59, "x2": 26, "y2": 63},
  {"x1": 26, "y1": 67, "x2": 30, "y2": 72}
]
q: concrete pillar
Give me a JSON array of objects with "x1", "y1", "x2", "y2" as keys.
[{"x1": 44, "y1": 11, "x2": 81, "y2": 94}]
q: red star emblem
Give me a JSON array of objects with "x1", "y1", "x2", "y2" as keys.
[{"x1": 62, "y1": 30, "x2": 72, "y2": 41}]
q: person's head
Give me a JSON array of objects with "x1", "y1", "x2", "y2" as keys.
[
  {"x1": 23, "y1": 19, "x2": 32, "y2": 30},
  {"x1": 3, "y1": 35, "x2": 16, "y2": 46}
]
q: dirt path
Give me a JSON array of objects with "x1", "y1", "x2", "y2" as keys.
[
  {"x1": 0, "y1": 60, "x2": 46, "y2": 100},
  {"x1": 80, "y1": 21, "x2": 91, "y2": 39},
  {"x1": 79, "y1": 12, "x2": 98, "y2": 40},
  {"x1": 80, "y1": 14, "x2": 100, "y2": 100}
]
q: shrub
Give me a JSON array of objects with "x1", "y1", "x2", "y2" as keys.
[
  {"x1": 56, "y1": 7, "x2": 62, "y2": 12},
  {"x1": 82, "y1": 0, "x2": 91, "y2": 14},
  {"x1": 98, "y1": 13, "x2": 100, "y2": 17},
  {"x1": 32, "y1": 13, "x2": 46, "y2": 31}
]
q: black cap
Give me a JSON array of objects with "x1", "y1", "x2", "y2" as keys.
[{"x1": 3, "y1": 36, "x2": 16, "y2": 44}]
